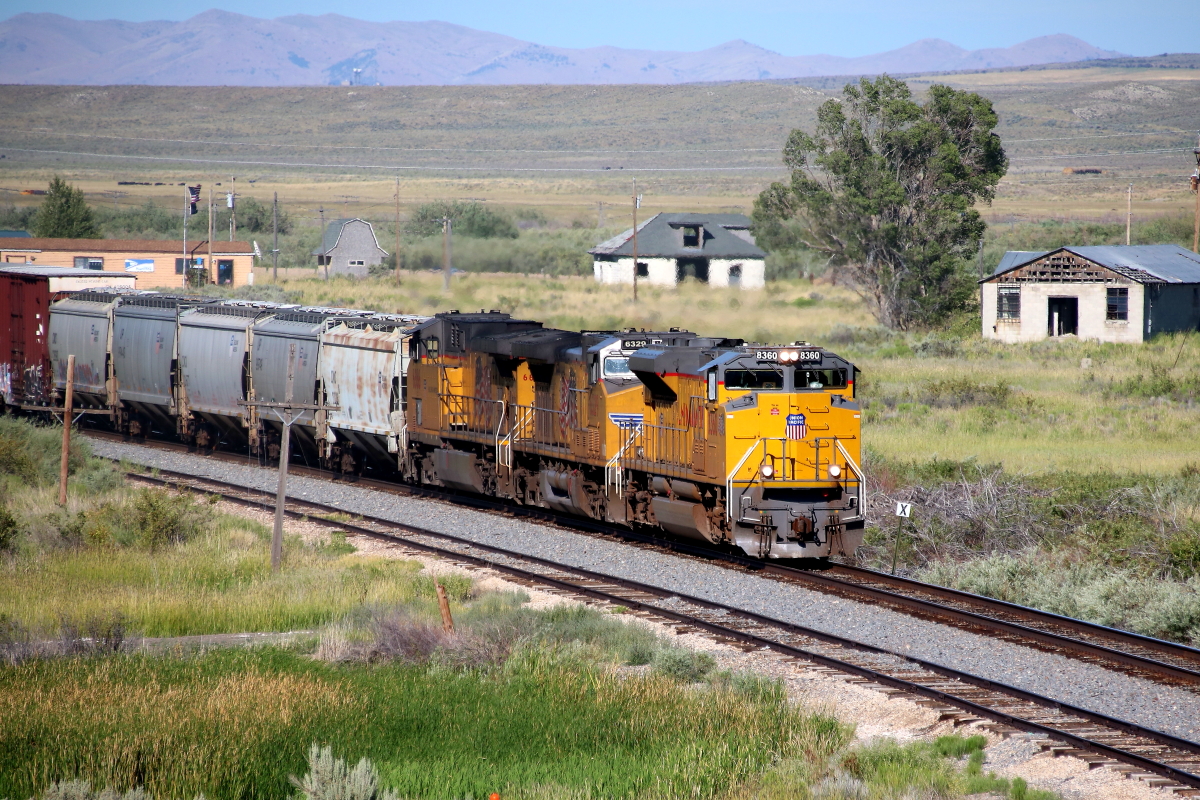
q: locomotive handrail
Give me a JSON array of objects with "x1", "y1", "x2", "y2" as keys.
[
  {"x1": 604, "y1": 423, "x2": 643, "y2": 496},
  {"x1": 725, "y1": 436, "x2": 864, "y2": 521}
]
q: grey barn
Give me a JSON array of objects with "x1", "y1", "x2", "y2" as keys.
[
  {"x1": 313, "y1": 218, "x2": 388, "y2": 278},
  {"x1": 981, "y1": 244, "x2": 1200, "y2": 343}
]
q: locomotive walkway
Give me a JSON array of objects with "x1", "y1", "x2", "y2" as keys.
[{"x1": 89, "y1": 435, "x2": 1200, "y2": 793}]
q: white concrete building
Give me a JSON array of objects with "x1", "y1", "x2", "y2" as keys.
[
  {"x1": 590, "y1": 213, "x2": 766, "y2": 290},
  {"x1": 982, "y1": 245, "x2": 1200, "y2": 343}
]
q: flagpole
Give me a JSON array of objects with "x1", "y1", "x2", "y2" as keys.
[
  {"x1": 183, "y1": 185, "x2": 188, "y2": 278},
  {"x1": 631, "y1": 178, "x2": 638, "y2": 303}
]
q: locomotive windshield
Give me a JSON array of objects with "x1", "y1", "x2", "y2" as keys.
[
  {"x1": 725, "y1": 368, "x2": 785, "y2": 390},
  {"x1": 796, "y1": 368, "x2": 847, "y2": 389},
  {"x1": 603, "y1": 356, "x2": 634, "y2": 378}
]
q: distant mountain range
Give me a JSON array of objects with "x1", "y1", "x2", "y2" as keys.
[{"x1": 0, "y1": 11, "x2": 1128, "y2": 86}]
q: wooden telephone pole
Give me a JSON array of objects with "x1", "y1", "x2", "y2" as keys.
[
  {"x1": 1191, "y1": 134, "x2": 1200, "y2": 254},
  {"x1": 631, "y1": 180, "x2": 641, "y2": 302},
  {"x1": 394, "y1": 177, "x2": 402, "y2": 285},
  {"x1": 442, "y1": 217, "x2": 453, "y2": 292},
  {"x1": 239, "y1": 342, "x2": 338, "y2": 572},
  {"x1": 1126, "y1": 183, "x2": 1133, "y2": 245},
  {"x1": 58, "y1": 355, "x2": 74, "y2": 506},
  {"x1": 272, "y1": 192, "x2": 279, "y2": 282}
]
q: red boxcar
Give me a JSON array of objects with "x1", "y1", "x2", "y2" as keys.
[{"x1": 0, "y1": 266, "x2": 135, "y2": 408}]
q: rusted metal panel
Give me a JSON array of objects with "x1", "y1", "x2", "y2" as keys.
[
  {"x1": 320, "y1": 316, "x2": 427, "y2": 445},
  {"x1": 49, "y1": 293, "x2": 121, "y2": 404},
  {"x1": 178, "y1": 304, "x2": 275, "y2": 420}
]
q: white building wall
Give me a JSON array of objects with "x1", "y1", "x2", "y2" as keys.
[
  {"x1": 982, "y1": 281, "x2": 1144, "y2": 343},
  {"x1": 594, "y1": 256, "x2": 765, "y2": 289},
  {"x1": 593, "y1": 257, "x2": 674, "y2": 285},
  {"x1": 707, "y1": 258, "x2": 765, "y2": 289}
]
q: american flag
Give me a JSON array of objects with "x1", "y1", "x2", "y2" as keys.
[
  {"x1": 188, "y1": 185, "x2": 201, "y2": 215},
  {"x1": 786, "y1": 413, "x2": 806, "y2": 440}
]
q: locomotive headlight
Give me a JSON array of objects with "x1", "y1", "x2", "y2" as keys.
[
  {"x1": 761, "y1": 463, "x2": 775, "y2": 478},
  {"x1": 828, "y1": 464, "x2": 842, "y2": 479},
  {"x1": 780, "y1": 350, "x2": 798, "y2": 363}
]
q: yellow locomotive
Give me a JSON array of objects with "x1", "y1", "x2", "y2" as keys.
[{"x1": 405, "y1": 311, "x2": 864, "y2": 559}]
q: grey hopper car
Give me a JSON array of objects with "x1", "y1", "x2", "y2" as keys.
[
  {"x1": 49, "y1": 291, "x2": 129, "y2": 410},
  {"x1": 177, "y1": 303, "x2": 284, "y2": 450},
  {"x1": 251, "y1": 310, "x2": 341, "y2": 460},
  {"x1": 112, "y1": 295, "x2": 214, "y2": 436}
]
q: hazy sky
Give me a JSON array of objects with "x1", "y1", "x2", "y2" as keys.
[{"x1": 9, "y1": 0, "x2": 1196, "y2": 57}]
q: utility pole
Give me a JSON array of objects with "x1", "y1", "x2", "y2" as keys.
[
  {"x1": 631, "y1": 180, "x2": 641, "y2": 302},
  {"x1": 597, "y1": 201, "x2": 604, "y2": 228},
  {"x1": 1191, "y1": 133, "x2": 1200, "y2": 254},
  {"x1": 394, "y1": 177, "x2": 402, "y2": 285},
  {"x1": 1126, "y1": 183, "x2": 1133, "y2": 245},
  {"x1": 239, "y1": 342, "x2": 338, "y2": 573},
  {"x1": 182, "y1": 185, "x2": 188, "y2": 280},
  {"x1": 318, "y1": 207, "x2": 327, "y2": 280},
  {"x1": 229, "y1": 177, "x2": 237, "y2": 242},
  {"x1": 272, "y1": 192, "x2": 279, "y2": 282},
  {"x1": 442, "y1": 217, "x2": 453, "y2": 292},
  {"x1": 207, "y1": 185, "x2": 214, "y2": 286}
]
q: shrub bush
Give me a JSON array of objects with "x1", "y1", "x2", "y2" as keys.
[{"x1": 652, "y1": 648, "x2": 715, "y2": 682}]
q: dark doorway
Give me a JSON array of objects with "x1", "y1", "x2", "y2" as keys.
[
  {"x1": 676, "y1": 257, "x2": 709, "y2": 283},
  {"x1": 217, "y1": 259, "x2": 234, "y2": 286},
  {"x1": 1047, "y1": 296, "x2": 1078, "y2": 337}
]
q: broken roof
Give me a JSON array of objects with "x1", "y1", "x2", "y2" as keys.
[
  {"x1": 589, "y1": 213, "x2": 766, "y2": 260},
  {"x1": 988, "y1": 245, "x2": 1200, "y2": 285}
]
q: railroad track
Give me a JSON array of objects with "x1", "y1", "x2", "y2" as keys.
[
  {"x1": 124, "y1": 465, "x2": 1200, "y2": 794},
  {"x1": 86, "y1": 429, "x2": 1200, "y2": 691}
]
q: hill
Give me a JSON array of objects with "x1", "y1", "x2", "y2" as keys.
[{"x1": 0, "y1": 11, "x2": 1125, "y2": 86}]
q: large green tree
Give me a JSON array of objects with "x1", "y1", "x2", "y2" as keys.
[
  {"x1": 753, "y1": 76, "x2": 1007, "y2": 330},
  {"x1": 32, "y1": 176, "x2": 101, "y2": 239},
  {"x1": 405, "y1": 201, "x2": 518, "y2": 240}
]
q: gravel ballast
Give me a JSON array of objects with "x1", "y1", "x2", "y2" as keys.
[{"x1": 91, "y1": 437, "x2": 1200, "y2": 744}]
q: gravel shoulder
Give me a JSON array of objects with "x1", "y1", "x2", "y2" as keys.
[{"x1": 94, "y1": 438, "x2": 1200, "y2": 752}]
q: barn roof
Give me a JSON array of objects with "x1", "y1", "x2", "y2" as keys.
[
  {"x1": 988, "y1": 245, "x2": 1200, "y2": 284},
  {"x1": 312, "y1": 218, "x2": 387, "y2": 256},
  {"x1": 589, "y1": 213, "x2": 766, "y2": 259}
]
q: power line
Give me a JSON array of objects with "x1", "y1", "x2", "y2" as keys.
[
  {"x1": 1002, "y1": 130, "x2": 1193, "y2": 143},
  {"x1": 23, "y1": 130, "x2": 780, "y2": 155},
  {"x1": 1007, "y1": 147, "x2": 1193, "y2": 161},
  {"x1": 0, "y1": 147, "x2": 785, "y2": 172}
]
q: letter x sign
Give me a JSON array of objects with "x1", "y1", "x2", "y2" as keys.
[{"x1": 895, "y1": 502, "x2": 912, "y2": 518}]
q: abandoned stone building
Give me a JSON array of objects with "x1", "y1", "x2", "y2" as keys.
[
  {"x1": 312, "y1": 218, "x2": 388, "y2": 278},
  {"x1": 589, "y1": 213, "x2": 766, "y2": 289},
  {"x1": 981, "y1": 244, "x2": 1200, "y2": 343}
]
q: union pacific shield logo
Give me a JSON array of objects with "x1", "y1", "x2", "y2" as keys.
[{"x1": 786, "y1": 413, "x2": 806, "y2": 440}]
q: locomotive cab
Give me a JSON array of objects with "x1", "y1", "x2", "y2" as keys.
[{"x1": 711, "y1": 345, "x2": 864, "y2": 559}]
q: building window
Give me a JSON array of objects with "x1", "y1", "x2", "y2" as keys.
[
  {"x1": 349, "y1": 259, "x2": 365, "y2": 267},
  {"x1": 74, "y1": 256, "x2": 103, "y2": 270},
  {"x1": 635, "y1": 261, "x2": 648, "y2": 277},
  {"x1": 997, "y1": 285, "x2": 1020, "y2": 320},
  {"x1": 1106, "y1": 287, "x2": 1128, "y2": 321},
  {"x1": 681, "y1": 226, "x2": 701, "y2": 247},
  {"x1": 729, "y1": 264, "x2": 742, "y2": 287}
]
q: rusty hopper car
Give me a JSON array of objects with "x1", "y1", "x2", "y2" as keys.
[
  {"x1": 176, "y1": 302, "x2": 286, "y2": 451},
  {"x1": 406, "y1": 311, "x2": 865, "y2": 559},
  {"x1": 318, "y1": 313, "x2": 429, "y2": 474},
  {"x1": 1, "y1": 267, "x2": 134, "y2": 409},
  {"x1": 112, "y1": 295, "x2": 214, "y2": 437}
]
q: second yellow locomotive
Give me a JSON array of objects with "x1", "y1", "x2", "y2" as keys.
[{"x1": 406, "y1": 311, "x2": 865, "y2": 559}]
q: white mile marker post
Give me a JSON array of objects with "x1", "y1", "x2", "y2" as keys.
[{"x1": 891, "y1": 500, "x2": 912, "y2": 576}]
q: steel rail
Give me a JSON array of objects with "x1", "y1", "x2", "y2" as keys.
[
  {"x1": 85, "y1": 430, "x2": 1200, "y2": 688},
  {"x1": 125, "y1": 465, "x2": 1200, "y2": 791}
]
